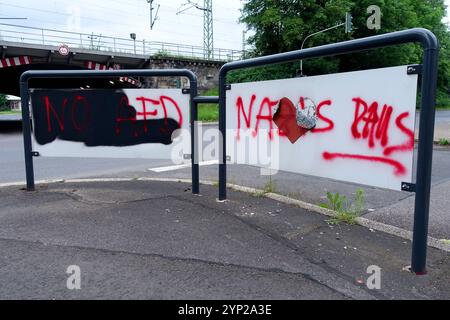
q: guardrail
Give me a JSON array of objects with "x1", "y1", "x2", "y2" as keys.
[
  {"x1": 217, "y1": 28, "x2": 439, "y2": 275},
  {"x1": 0, "y1": 23, "x2": 244, "y2": 61}
]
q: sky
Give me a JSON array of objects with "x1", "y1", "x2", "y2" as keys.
[
  {"x1": 445, "y1": 0, "x2": 450, "y2": 24},
  {"x1": 0, "y1": 0, "x2": 246, "y2": 50},
  {"x1": 0, "y1": 0, "x2": 449, "y2": 51}
]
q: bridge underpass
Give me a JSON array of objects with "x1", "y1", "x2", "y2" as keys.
[{"x1": 0, "y1": 40, "x2": 152, "y2": 96}]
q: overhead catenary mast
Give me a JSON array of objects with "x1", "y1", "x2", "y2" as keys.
[
  {"x1": 177, "y1": 0, "x2": 214, "y2": 60},
  {"x1": 147, "y1": 0, "x2": 160, "y2": 30}
]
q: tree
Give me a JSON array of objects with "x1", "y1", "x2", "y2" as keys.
[
  {"x1": 234, "y1": 0, "x2": 450, "y2": 105},
  {"x1": 0, "y1": 94, "x2": 8, "y2": 111}
]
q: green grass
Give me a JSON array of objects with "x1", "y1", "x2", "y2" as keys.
[
  {"x1": 199, "y1": 104, "x2": 219, "y2": 122},
  {"x1": 0, "y1": 110, "x2": 21, "y2": 115},
  {"x1": 198, "y1": 87, "x2": 219, "y2": 122},
  {"x1": 263, "y1": 178, "x2": 278, "y2": 193},
  {"x1": 251, "y1": 178, "x2": 278, "y2": 198}
]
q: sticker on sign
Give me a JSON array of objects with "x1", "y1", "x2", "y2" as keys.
[{"x1": 226, "y1": 65, "x2": 418, "y2": 191}]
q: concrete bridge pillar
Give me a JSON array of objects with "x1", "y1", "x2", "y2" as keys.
[{"x1": 144, "y1": 57, "x2": 223, "y2": 93}]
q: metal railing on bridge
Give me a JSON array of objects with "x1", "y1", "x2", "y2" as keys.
[{"x1": 0, "y1": 23, "x2": 244, "y2": 62}]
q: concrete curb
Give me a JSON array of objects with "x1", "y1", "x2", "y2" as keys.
[
  {"x1": 1, "y1": 177, "x2": 448, "y2": 252},
  {"x1": 198, "y1": 121, "x2": 218, "y2": 126}
]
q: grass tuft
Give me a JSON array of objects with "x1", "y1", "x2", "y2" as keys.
[
  {"x1": 320, "y1": 189, "x2": 365, "y2": 225},
  {"x1": 438, "y1": 138, "x2": 449, "y2": 146}
]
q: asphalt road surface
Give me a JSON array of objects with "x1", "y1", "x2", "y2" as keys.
[
  {"x1": 1, "y1": 180, "x2": 448, "y2": 299},
  {"x1": 1, "y1": 125, "x2": 449, "y2": 240},
  {"x1": 435, "y1": 110, "x2": 450, "y2": 123}
]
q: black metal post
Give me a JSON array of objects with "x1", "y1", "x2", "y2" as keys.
[
  {"x1": 218, "y1": 75, "x2": 227, "y2": 201},
  {"x1": 19, "y1": 69, "x2": 199, "y2": 194},
  {"x1": 217, "y1": 28, "x2": 439, "y2": 272},
  {"x1": 190, "y1": 80, "x2": 200, "y2": 195},
  {"x1": 411, "y1": 46, "x2": 439, "y2": 274},
  {"x1": 192, "y1": 95, "x2": 219, "y2": 196},
  {"x1": 20, "y1": 81, "x2": 34, "y2": 191}
]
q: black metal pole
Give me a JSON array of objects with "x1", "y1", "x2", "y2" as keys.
[
  {"x1": 20, "y1": 81, "x2": 34, "y2": 191},
  {"x1": 192, "y1": 96, "x2": 219, "y2": 195},
  {"x1": 411, "y1": 46, "x2": 439, "y2": 274},
  {"x1": 190, "y1": 79, "x2": 200, "y2": 195},
  {"x1": 218, "y1": 74, "x2": 227, "y2": 201},
  {"x1": 193, "y1": 96, "x2": 219, "y2": 104}
]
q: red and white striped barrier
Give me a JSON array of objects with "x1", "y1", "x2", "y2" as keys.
[
  {"x1": 0, "y1": 56, "x2": 32, "y2": 68},
  {"x1": 119, "y1": 77, "x2": 142, "y2": 87},
  {"x1": 84, "y1": 61, "x2": 115, "y2": 70},
  {"x1": 84, "y1": 61, "x2": 141, "y2": 88}
]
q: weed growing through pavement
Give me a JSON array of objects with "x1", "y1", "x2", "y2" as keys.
[
  {"x1": 251, "y1": 177, "x2": 278, "y2": 198},
  {"x1": 320, "y1": 189, "x2": 365, "y2": 225}
]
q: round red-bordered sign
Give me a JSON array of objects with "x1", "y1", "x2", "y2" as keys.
[{"x1": 58, "y1": 44, "x2": 70, "y2": 56}]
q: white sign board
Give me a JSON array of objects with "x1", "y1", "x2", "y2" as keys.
[
  {"x1": 226, "y1": 66, "x2": 418, "y2": 191},
  {"x1": 31, "y1": 88, "x2": 190, "y2": 161}
]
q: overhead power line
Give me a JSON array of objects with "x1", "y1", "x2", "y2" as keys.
[{"x1": 177, "y1": 0, "x2": 214, "y2": 60}]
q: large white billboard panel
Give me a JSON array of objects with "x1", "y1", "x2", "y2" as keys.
[{"x1": 226, "y1": 66, "x2": 418, "y2": 191}]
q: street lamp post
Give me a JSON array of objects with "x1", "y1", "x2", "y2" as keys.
[
  {"x1": 299, "y1": 23, "x2": 344, "y2": 76},
  {"x1": 299, "y1": 13, "x2": 352, "y2": 76},
  {"x1": 130, "y1": 33, "x2": 137, "y2": 54}
]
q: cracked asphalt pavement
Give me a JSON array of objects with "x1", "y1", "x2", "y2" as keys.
[{"x1": 0, "y1": 180, "x2": 448, "y2": 299}]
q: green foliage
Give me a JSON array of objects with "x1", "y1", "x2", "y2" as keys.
[
  {"x1": 198, "y1": 87, "x2": 219, "y2": 122},
  {"x1": 320, "y1": 188, "x2": 366, "y2": 225},
  {"x1": 198, "y1": 105, "x2": 218, "y2": 122},
  {"x1": 235, "y1": 0, "x2": 450, "y2": 102},
  {"x1": 353, "y1": 188, "x2": 365, "y2": 215},
  {"x1": 228, "y1": 62, "x2": 299, "y2": 83},
  {"x1": 0, "y1": 94, "x2": 8, "y2": 112},
  {"x1": 436, "y1": 88, "x2": 450, "y2": 107},
  {"x1": 438, "y1": 138, "x2": 450, "y2": 145},
  {"x1": 153, "y1": 49, "x2": 171, "y2": 58},
  {"x1": 320, "y1": 192, "x2": 347, "y2": 212},
  {"x1": 252, "y1": 177, "x2": 278, "y2": 197},
  {"x1": 263, "y1": 177, "x2": 278, "y2": 193}
]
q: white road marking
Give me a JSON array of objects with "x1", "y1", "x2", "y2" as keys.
[{"x1": 148, "y1": 160, "x2": 219, "y2": 173}]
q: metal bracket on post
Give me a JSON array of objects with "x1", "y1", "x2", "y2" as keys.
[
  {"x1": 225, "y1": 84, "x2": 231, "y2": 91},
  {"x1": 31, "y1": 151, "x2": 40, "y2": 157},
  {"x1": 407, "y1": 64, "x2": 423, "y2": 75},
  {"x1": 401, "y1": 182, "x2": 416, "y2": 192},
  {"x1": 182, "y1": 88, "x2": 191, "y2": 94}
]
